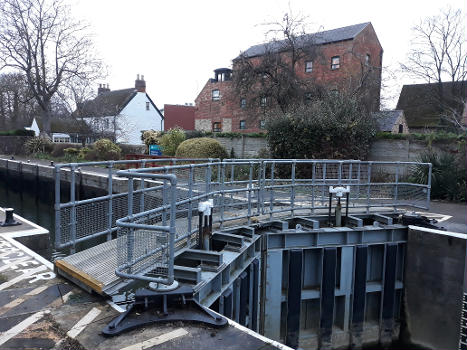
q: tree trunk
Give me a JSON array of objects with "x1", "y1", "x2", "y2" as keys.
[{"x1": 40, "y1": 103, "x2": 52, "y2": 137}]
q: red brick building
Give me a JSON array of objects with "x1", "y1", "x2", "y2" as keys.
[
  {"x1": 194, "y1": 22, "x2": 383, "y2": 133},
  {"x1": 163, "y1": 104, "x2": 195, "y2": 131}
]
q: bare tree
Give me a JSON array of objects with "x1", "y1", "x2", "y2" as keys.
[
  {"x1": 401, "y1": 7, "x2": 466, "y2": 129},
  {"x1": 0, "y1": 0, "x2": 103, "y2": 136},
  {"x1": 0, "y1": 72, "x2": 36, "y2": 129},
  {"x1": 233, "y1": 12, "x2": 323, "y2": 115}
]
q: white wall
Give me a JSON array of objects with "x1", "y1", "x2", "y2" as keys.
[{"x1": 118, "y1": 92, "x2": 163, "y2": 144}]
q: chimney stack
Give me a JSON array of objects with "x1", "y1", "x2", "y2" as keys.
[
  {"x1": 98, "y1": 83, "x2": 110, "y2": 95},
  {"x1": 135, "y1": 74, "x2": 146, "y2": 93}
]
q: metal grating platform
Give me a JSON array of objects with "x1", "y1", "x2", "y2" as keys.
[{"x1": 56, "y1": 238, "x2": 120, "y2": 295}]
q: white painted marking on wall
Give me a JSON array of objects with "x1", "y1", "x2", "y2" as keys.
[
  {"x1": 0, "y1": 265, "x2": 47, "y2": 291},
  {"x1": 66, "y1": 307, "x2": 101, "y2": 339},
  {"x1": 0, "y1": 309, "x2": 49, "y2": 346},
  {"x1": 119, "y1": 328, "x2": 189, "y2": 350}
]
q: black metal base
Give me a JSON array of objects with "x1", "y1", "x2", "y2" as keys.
[
  {"x1": 102, "y1": 285, "x2": 227, "y2": 337},
  {"x1": 401, "y1": 213, "x2": 444, "y2": 230}
]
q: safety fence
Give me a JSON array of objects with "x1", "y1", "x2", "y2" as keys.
[{"x1": 54, "y1": 159, "x2": 431, "y2": 285}]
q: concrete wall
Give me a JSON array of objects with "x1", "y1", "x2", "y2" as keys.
[
  {"x1": 368, "y1": 139, "x2": 458, "y2": 162},
  {"x1": 214, "y1": 136, "x2": 268, "y2": 158},
  {"x1": 404, "y1": 227, "x2": 466, "y2": 350}
]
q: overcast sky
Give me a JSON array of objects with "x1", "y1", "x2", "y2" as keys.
[{"x1": 73, "y1": 0, "x2": 466, "y2": 109}]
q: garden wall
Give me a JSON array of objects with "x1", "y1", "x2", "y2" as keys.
[
  {"x1": 367, "y1": 139, "x2": 460, "y2": 162},
  {"x1": 214, "y1": 136, "x2": 268, "y2": 158}
]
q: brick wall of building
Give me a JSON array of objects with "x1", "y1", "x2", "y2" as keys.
[
  {"x1": 194, "y1": 23, "x2": 383, "y2": 133},
  {"x1": 164, "y1": 104, "x2": 195, "y2": 131}
]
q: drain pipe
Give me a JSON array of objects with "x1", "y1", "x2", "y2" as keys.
[{"x1": 329, "y1": 186, "x2": 350, "y2": 227}]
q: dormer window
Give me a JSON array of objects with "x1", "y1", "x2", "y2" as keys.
[
  {"x1": 305, "y1": 60, "x2": 313, "y2": 73},
  {"x1": 146, "y1": 101, "x2": 150, "y2": 110},
  {"x1": 331, "y1": 56, "x2": 340, "y2": 70},
  {"x1": 212, "y1": 89, "x2": 220, "y2": 101}
]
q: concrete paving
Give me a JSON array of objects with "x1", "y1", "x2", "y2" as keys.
[{"x1": 416, "y1": 200, "x2": 467, "y2": 233}]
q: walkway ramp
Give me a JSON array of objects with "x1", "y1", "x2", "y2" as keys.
[{"x1": 55, "y1": 239, "x2": 120, "y2": 295}]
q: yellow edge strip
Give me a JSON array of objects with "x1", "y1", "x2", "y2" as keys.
[{"x1": 55, "y1": 260, "x2": 104, "y2": 294}]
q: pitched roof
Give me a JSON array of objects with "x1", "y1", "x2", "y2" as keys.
[
  {"x1": 372, "y1": 110, "x2": 404, "y2": 132},
  {"x1": 31, "y1": 117, "x2": 91, "y2": 133},
  {"x1": 396, "y1": 81, "x2": 467, "y2": 128},
  {"x1": 79, "y1": 88, "x2": 137, "y2": 117},
  {"x1": 240, "y1": 22, "x2": 370, "y2": 58}
]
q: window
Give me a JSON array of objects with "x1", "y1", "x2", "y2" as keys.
[
  {"x1": 212, "y1": 89, "x2": 220, "y2": 101},
  {"x1": 305, "y1": 60, "x2": 313, "y2": 73},
  {"x1": 260, "y1": 96, "x2": 268, "y2": 107},
  {"x1": 146, "y1": 101, "x2": 150, "y2": 110},
  {"x1": 365, "y1": 54, "x2": 371, "y2": 65},
  {"x1": 104, "y1": 119, "x2": 110, "y2": 129},
  {"x1": 240, "y1": 98, "x2": 246, "y2": 108},
  {"x1": 259, "y1": 120, "x2": 266, "y2": 129},
  {"x1": 398, "y1": 124, "x2": 404, "y2": 134},
  {"x1": 304, "y1": 92, "x2": 313, "y2": 104},
  {"x1": 239, "y1": 120, "x2": 246, "y2": 129},
  {"x1": 331, "y1": 56, "x2": 340, "y2": 70},
  {"x1": 212, "y1": 122, "x2": 222, "y2": 132}
]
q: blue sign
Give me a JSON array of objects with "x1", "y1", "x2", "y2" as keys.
[{"x1": 149, "y1": 144, "x2": 162, "y2": 156}]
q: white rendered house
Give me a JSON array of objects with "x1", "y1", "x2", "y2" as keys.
[{"x1": 80, "y1": 75, "x2": 164, "y2": 144}]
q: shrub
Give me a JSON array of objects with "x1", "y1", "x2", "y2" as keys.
[
  {"x1": 78, "y1": 147, "x2": 91, "y2": 160},
  {"x1": 410, "y1": 151, "x2": 466, "y2": 201},
  {"x1": 185, "y1": 130, "x2": 212, "y2": 139},
  {"x1": 141, "y1": 130, "x2": 162, "y2": 151},
  {"x1": 24, "y1": 136, "x2": 53, "y2": 154},
  {"x1": 119, "y1": 143, "x2": 146, "y2": 155},
  {"x1": 92, "y1": 138, "x2": 122, "y2": 160},
  {"x1": 0, "y1": 129, "x2": 35, "y2": 136},
  {"x1": 51, "y1": 143, "x2": 80, "y2": 157},
  {"x1": 267, "y1": 93, "x2": 376, "y2": 161},
  {"x1": 175, "y1": 137, "x2": 228, "y2": 159},
  {"x1": 63, "y1": 147, "x2": 80, "y2": 156},
  {"x1": 159, "y1": 127, "x2": 186, "y2": 156}
]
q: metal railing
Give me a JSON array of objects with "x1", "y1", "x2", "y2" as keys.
[{"x1": 54, "y1": 158, "x2": 432, "y2": 286}]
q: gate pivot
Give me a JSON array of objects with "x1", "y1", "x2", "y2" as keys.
[{"x1": 102, "y1": 285, "x2": 227, "y2": 336}]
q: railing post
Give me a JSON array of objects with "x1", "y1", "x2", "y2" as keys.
[
  {"x1": 258, "y1": 161, "x2": 264, "y2": 215},
  {"x1": 322, "y1": 163, "x2": 327, "y2": 205},
  {"x1": 140, "y1": 160, "x2": 146, "y2": 212},
  {"x1": 188, "y1": 165, "x2": 193, "y2": 238},
  {"x1": 311, "y1": 162, "x2": 316, "y2": 214},
  {"x1": 107, "y1": 163, "x2": 113, "y2": 241},
  {"x1": 162, "y1": 168, "x2": 168, "y2": 226},
  {"x1": 54, "y1": 166, "x2": 61, "y2": 250},
  {"x1": 394, "y1": 162, "x2": 399, "y2": 211},
  {"x1": 426, "y1": 163, "x2": 432, "y2": 210},
  {"x1": 70, "y1": 165, "x2": 76, "y2": 254},
  {"x1": 247, "y1": 162, "x2": 253, "y2": 225},
  {"x1": 168, "y1": 176, "x2": 177, "y2": 284},
  {"x1": 291, "y1": 161, "x2": 296, "y2": 217},
  {"x1": 269, "y1": 162, "x2": 275, "y2": 220},
  {"x1": 338, "y1": 161, "x2": 342, "y2": 185},
  {"x1": 127, "y1": 172, "x2": 134, "y2": 268},
  {"x1": 357, "y1": 161, "x2": 361, "y2": 199},
  {"x1": 366, "y1": 162, "x2": 372, "y2": 213},
  {"x1": 220, "y1": 163, "x2": 225, "y2": 229}
]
